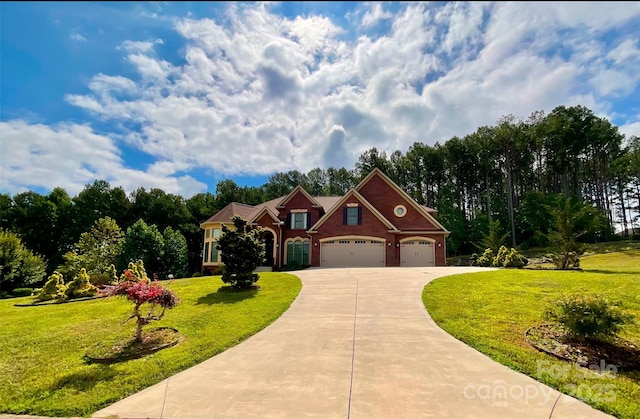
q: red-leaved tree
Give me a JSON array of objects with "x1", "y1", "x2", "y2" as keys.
[{"x1": 101, "y1": 264, "x2": 180, "y2": 342}]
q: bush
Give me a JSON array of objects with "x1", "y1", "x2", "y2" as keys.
[
  {"x1": 65, "y1": 268, "x2": 98, "y2": 299},
  {"x1": 473, "y1": 248, "x2": 494, "y2": 267},
  {"x1": 192, "y1": 272, "x2": 201, "y2": 277},
  {"x1": 545, "y1": 294, "x2": 634, "y2": 341},
  {"x1": 492, "y1": 246, "x2": 509, "y2": 267},
  {"x1": 548, "y1": 251, "x2": 581, "y2": 270},
  {"x1": 36, "y1": 272, "x2": 67, "y2": 301},
  {"x1": 12, "y1": 288, "x2": 33, "y2": 297},
  {"x1": 503, "y1": 248, "x2": 528, "y2": 268},
  {"x1": 468, "y1": 253, "x2": 478, "y2": 266}
]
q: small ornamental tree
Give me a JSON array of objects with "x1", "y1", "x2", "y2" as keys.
[
  {"x1": 36, "y1": 271, "x2": 67, "y2": 301},
  {"x1": 65, "y1": 268, "x2": 98, "y2": 299},
  {"x1": 100, "y1": 263, "x2": 180, "y2": 342},
  {"x1": 217, "y1": 216, "x2": 265, "y2": 290}
]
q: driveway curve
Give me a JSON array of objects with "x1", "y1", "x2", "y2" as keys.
[{"x1": 93, "y1": 267, "x2": 610, "y2": 418}]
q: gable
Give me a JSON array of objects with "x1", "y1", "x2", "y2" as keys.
[
  {"x1": 357, "y1": 170, "x2": 447, "y2": 232},
  {"x1": 276, "y1": 186, "x2": 321, "y2": 209},
  {"x1": 309, "y1": 189, "x2": 398, "y2": 233}
]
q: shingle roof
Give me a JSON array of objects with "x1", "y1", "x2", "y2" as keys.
[
  {"x1": 202, "y1": 202, "x2": 257, "y2": 224},
  {"x1": 201, "y1": 195, "x2": 343, "y2": 225}
]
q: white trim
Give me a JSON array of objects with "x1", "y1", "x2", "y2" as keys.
[
  {"x1": 399, "y1": 236, "x2": 436, "y2": 244},
  {"x1": 394, "y1": 204, "x2": 407, "y2": 218},
  {"x1": 355, "y1": 168, "x2": 450, "y2": 233},
  {"x1": 276, "y1": 185, "x2": 322, "y2": 209},
  {"x1": 261, "y1": 227, "x2": 278, "y2": 264},
  {"x1": 308, "y1": 189, "x2": 398, "y2": 232},
  {"x1": 320, "y1": 235, "x2": 386, "y2": 243}
]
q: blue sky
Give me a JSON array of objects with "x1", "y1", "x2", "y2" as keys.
[{"x1": 2, "y1": 1, "x2": 640, "y2": 198}]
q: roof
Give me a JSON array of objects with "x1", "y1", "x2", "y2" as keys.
[
  {"x1": 202, "y1": 202, "x2": 257, "y2": 224},
  {"x1": 201, "y1": 195, "x2": 343, "y2": 226}
]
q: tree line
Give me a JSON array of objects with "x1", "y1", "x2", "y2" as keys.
[{"x1": 1, "y1": 104, "x2": 638, "y2": 277}]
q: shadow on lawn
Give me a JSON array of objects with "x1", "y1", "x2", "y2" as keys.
[
  {"x1": 196, "y1": 286, "x2": 259, "y2": 305},
  {"x1": 583, "y1": 269, "x2": 640, "y2": 275},
  {"x1": 52, "y1": 365, "x2": 116, "y2": 391}
]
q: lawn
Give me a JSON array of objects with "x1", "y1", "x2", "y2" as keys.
[
  {"x1": 0, "y1": 273, "x2": 302, "y2": 417},
  {"x1": 423, "y1": 250, "x2": 640, "y2": 419}
]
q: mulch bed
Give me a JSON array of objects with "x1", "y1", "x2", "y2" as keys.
[
  {"x1": 85, "y1": 327, "x2": 184, "y2": 364},
  {"x1": 525, "y1": 323, "x2": 640, "y2": 372}
]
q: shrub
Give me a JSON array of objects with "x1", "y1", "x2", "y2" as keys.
[
  {"x1": 473, "y1": 248, "x2": 494, "y2": 267},
  {"x1": 549, "y1": 251, "x2": 580, "y2": 270},
  {"x1": 192, "y1": 272, "x2": 202, "y2": 277},
  {"x1": 468, "y1": 253, "x2": 478, "y2": 266},
  {"x1": 100, "y1": 262, "x2": 180, "y2": 342},
  {"x1": 36, "y1": 271, "x2": 67, "y2": 301},
  {"x1": 492, "y1": 245, "x2": 509, "y2": 267},
  {"x1": 65, "y1": 268, "x2": 98, "y2": 299},
  {"x1": 503, "y1": 248, "x2": 527, "y2": 268},
  {"x1": 545, "y1": 294, "x2": 634, "y2": 341},
  {"x1": 89, "y1": 264, "x2": 119, "y2": 286},
  {"x1": 12, "y1": 288, "x2": 33, "y2": 297}
]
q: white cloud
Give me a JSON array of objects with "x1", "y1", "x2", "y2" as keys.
[
  {"x1": 6, "y1": 2, "x2": 640, "y2": 197},
  {"x1": 118, "y1": 39, "x2": 165, "y2": 53},
  {"x1": 70, "y1": 32, "x2": 87, "y2": 42},
  {"x1": 0, "y1": 120, "x2": 206, "y2": 197},
  {"x1": 361, "y1": 3, "x2": 392, "y2": 28}
]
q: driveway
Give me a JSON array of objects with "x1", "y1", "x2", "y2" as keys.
[{"x1": 93, "y1": 267, "x2": 610, "y2": 418}]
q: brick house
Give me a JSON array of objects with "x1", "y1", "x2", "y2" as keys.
[{"x1": 200, "y1": 169, "x2": 450, "y2": 270}]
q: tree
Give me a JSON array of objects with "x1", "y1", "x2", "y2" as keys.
[
  {"x1": 217, "y1": 216, "x2": 265, "y2": 290},
  {"x1": 101, "y1": 262, "x2": 180, "y2": 342},
  {"x1": 477, "y1": 219, "x2": 508, "y2": 255},
  {"x1": 161, "y1": 227, "x2": 188, "y2": 279},
  {"x1": 545, "y1": 195, "x2": 602, "y2": 269},
  {"x1": 36, "y1": 271, "x2": 67, "y2": 301},
  {"x1": 0, "y1": 230, "x2": 46, "y2": 292},
  {"x1": 60, "y1": 217, "x2": 124, "y2": 281},
  {"x1": 65, "y1": 268, "x2": 98, "y2": 299},
  {"x1": 118, "y1": 219, "x2": 164, "y2": 276}
]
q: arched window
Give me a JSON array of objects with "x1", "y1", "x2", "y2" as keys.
[{"x1": 286, "y1": 239, "x2": 309, "y2": 265}]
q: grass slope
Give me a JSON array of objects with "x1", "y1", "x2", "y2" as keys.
[
  {"x1": 0, "y1": 273, "x2": 302, "y2": 417},
  {"x1": 423, "y1": 250, "x2": 640, "y2": 419}
]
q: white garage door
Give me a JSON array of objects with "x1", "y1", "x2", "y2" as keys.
[
  {"x1": 401, "y1": 240, "x2": 435, "y2": 267},
  {"x1": 321, "y1": 239, "x2": 385, "y2": 267}
]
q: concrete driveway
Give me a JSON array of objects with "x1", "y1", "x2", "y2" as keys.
[{"x1": 93, "y1": 267, "x2": 610, "y2": 418}]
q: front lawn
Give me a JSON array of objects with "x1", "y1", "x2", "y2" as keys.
[
  {"x1": 0, "y1": 273, "x2": 302, "y2": 417},
  {"x1": 423, "y1": 250, "x2": 640, "y2": 419}
]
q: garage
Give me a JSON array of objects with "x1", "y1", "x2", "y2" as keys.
[
  {"x1": 320, "y1": 238, "x2": 385, "y2": 267},
  {"x1": 400, "y1": 240, "x2": 435, "y2": 267}
]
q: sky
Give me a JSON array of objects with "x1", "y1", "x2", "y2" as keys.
[{"x1": 1, "y1": 1, "x2": 640, "y2": 198}]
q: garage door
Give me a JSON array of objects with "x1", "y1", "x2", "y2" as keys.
[
  {"x1": 401, "y1": 240, "x2": 435, "y2": 267},
  {"x1": 321, "y1": 239, "x2": 385, "y2": 267}
]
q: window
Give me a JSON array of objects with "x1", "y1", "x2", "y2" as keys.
[
  {"x1": 286, "y1": 239, "x2": 309, "y2": 265},
  {"x1": 347, "y1": 207, "x2": 358, "y2": 225},
  {"x1": 213, "y1": 228, "x2": 221, "y2": 238},
  {"x1": 291, "y1": 212, "x2": 308, "y2": 229},
  {"x1": 343, "y1": 206, "x2": 362, "y2": 225},
  {"x1": 205, "y1": 229, "x2": 210, "y2": 239},
  {"x1": 394, "y1": 204, "x2": 407, "y2": 218},
  {"x1": 211, "y1": 242, "x2": 219, "y2": 263},
  {"x1": 204, "y1": 242, "x2": 210, "y2": 263}
]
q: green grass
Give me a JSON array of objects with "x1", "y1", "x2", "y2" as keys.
[
  {"x1": 423, "y1": 250, "x2": 640, "y2": 419},
  {"x1": 0, "y1": 273, "x2": 302, "y2": 417}
]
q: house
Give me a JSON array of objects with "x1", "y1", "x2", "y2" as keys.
[{"x1": 200, "y1": 169, "x2": 450, "y2": 270}]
